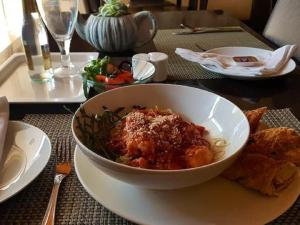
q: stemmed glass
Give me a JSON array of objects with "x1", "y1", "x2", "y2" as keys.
[{"x1": 36, "y1": 0, "x2": 79, "y2": 78}]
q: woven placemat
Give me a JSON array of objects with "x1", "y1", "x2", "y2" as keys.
[
  {"x1": 153, "y1": 29, "x2": 272, "y2": 80},
  {"x1": 0, "y1": 114, "x2": 131, "y2": 225},
  {"x1": 0, "y1": 109, "x2": 299, "y2": 225}
]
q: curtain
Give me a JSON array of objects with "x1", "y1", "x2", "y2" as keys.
[{"x1": 0, "y1": 0, "x2": 23, "y2": 64}]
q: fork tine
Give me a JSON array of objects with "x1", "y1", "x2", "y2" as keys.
[
  {"x1": 61, "y1": 139, "x2": 66, "y2": 162},
  {"x1": 54, "y1": 138, "x2": 60, "y2": 162},
  {"x1": 66, "y1": 136, "x2": 72, "y2": 162},
  {"x1": 55, "y1": 137, "x2": 72, "y2": 163},
  {"x1": 62, "y1": 138, "x2": 67, "y2": 162},
  {"x1": 55, "y1": 138, "x2": 66, "y2": 163},
  {"x1": 57, "y1": 138, "x2": 65, "y2": 162}
]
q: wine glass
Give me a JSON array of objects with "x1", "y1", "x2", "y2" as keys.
[{"x1": 36, "y1": 0, "x2": 79, "y2": 78}]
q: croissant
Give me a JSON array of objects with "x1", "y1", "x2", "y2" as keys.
[
  {"x1": 245, "y1": 107, "x2": 267, "y2": 133},
  {"x1": 223, "y1": 153, "x2": 298, "y2": 196},
  {"x1": 223, "y1": 108, "x2": 300, "y2": 196},
  {"x1": 245, "y1": 127, "x2": 300, "y2": 166}
]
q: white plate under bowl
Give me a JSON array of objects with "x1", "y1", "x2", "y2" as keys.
[
  {"x1": 0, "y1": 121, "x2": 51, "y2": 202},
  {"x1": 72, "y1": 84, "x2": 249, "y2": 190},
  {"x1": 75, "y1": 147, "x2": 300, "y2": 225},
  {"x1": 201, "y1": 47, "x2": 296, "y2": 80}
]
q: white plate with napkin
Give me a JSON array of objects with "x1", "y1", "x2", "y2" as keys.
[
  {"x1": 0, "y1": 97, "x2": 51, "y2": 202},
  {"x1": 175, "y1": 45, "x2": 297, "y2": 80}
]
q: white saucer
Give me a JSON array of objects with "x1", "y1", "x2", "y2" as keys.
[
  {"x1": 0, "y1": 121, "x2": 51, "y2": 202},
  {"x1": 74, "y1": 146, "x2": 300, "y2": 225},
  {"x1": 201, "y1": 47, "x2": 296, "y2": 80}
]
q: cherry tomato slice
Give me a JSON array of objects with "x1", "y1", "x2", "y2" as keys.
[
  {"x1": 105, "y1": 76, "x2": 125, "y2": 84},
  {"x1": 118, "y1": 71, "x2": 133, "y2": 83},
  {"x1": 95, "y1": 75, "x2": 106, "y2": 82}
]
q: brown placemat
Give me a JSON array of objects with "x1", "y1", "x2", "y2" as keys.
[
  {"x1": 0, "y1": 109, "x2": 299, "y2": 225},
  {"x1": 153, "y1": 29, "x2": 273, "y2": 80}
]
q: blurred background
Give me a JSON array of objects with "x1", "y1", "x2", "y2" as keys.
[{"x1": 0, "y1": 0, "x2": 276, "y2": 64}]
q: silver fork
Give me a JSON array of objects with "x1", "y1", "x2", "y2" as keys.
[{"x1": 42, "y1": 137, "x2": 72, "y2": 225}]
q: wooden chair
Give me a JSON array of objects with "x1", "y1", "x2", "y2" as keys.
[
  {"x1": 190, "y1": 0, "x2": 206, "y2": 10},
  {"x1": 128, "y1": 0, "x2": 179, "y2": 11},
  {"x1": 84, "y1": 0, "x2": 198, "y2": 12},
  {"x1": 128, "y1": 0, "x2": 200, "y2": 11},
  {"x1": 249, "y1": 0, "x2": 277, "y2": 32},
  {"x1": 85, "y1": 0, "x2": 101, "y2": 13},
  {"x1": 263, "y1": 0, "x2": 300, "y2": 60},
  {"x1": 197, "y1": 0, "x2": 277, "y2": 33}
]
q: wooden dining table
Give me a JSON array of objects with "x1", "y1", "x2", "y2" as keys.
[
  {"x1": 2, "y1": 10, "x2": 300, "y2": 225},
  {"x1": 11, "y1": 10, "x2": 300, "y2": 120}
]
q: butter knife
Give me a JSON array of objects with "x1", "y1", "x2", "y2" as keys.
[{"x1": 173, "y1": 26, "x2": 243, "y2": 35}]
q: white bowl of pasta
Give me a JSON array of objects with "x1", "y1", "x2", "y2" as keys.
[{"x1": 72, "y1": 84, "x2": 250, "y2": 190}]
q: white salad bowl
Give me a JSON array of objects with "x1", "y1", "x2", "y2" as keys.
[{"x1": 72, "y1": 84, "x2": 250, "y2": 190}]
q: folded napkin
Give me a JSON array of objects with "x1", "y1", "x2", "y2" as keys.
[
  {"x1": 175, "y1": 45, "x2": 297, "y2": 76},
  {"x1": 0, "y1": 96, "x2": 9, "y2": 164}
]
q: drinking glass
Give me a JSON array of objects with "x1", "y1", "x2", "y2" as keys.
[{"x1": 36, "y1": 0, "x2": 79, "y2": 78}]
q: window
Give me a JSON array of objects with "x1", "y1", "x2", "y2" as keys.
[
  {"x1": 0, "y1": 0, "x2": 23, "y2": 52},
  {"x1": 0, "y1": 0, "x2": 87, "y2": 64},
  {"x1": 0, "y1": 0, "x2": 23, "y2": 64}
]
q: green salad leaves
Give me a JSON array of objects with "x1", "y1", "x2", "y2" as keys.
[{"x1": 82, "y1": 56, "x2": 110, "y2": 81}]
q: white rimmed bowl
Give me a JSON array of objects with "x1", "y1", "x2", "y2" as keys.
[
  {"x1": 72, "y1": 84, "x2": 250, "y2": 190},
  {"x1": 82, "y1": 58, "x2": 155, "y2": 98}
]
